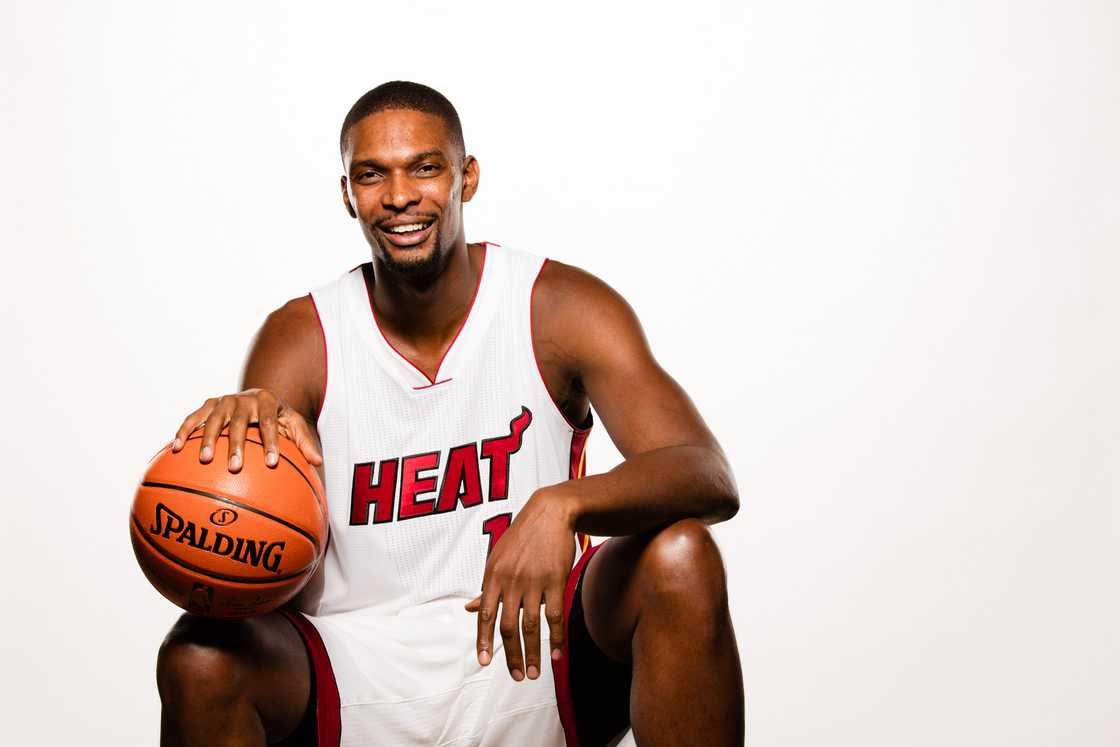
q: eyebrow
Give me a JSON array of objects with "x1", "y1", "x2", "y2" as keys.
[{"x1": 350, "y1": 149, "x2": 447, "y2": 174}]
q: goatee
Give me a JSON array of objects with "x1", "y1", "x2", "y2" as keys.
[{"x1": 377, "y1": 228, "x2": 447, "y2": 281}]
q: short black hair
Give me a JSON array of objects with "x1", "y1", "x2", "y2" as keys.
[{"x1": 339, "y1": 81, "x2": 465, "y2": 161}]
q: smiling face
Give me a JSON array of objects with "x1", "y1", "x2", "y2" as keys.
[{"x1": 341, "y1": 108, "x2": 479, "y2": 278}]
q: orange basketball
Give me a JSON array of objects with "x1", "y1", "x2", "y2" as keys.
[{"x1": 130, "y1": 426, "x2": 328, "y2": 619}]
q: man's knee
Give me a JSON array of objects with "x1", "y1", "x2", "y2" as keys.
[
  {"x1": 156, "y1": 614, "x2": 253, "y2": 710},
  {"x1": 639, "y1": 518, "x2": 729, "y2": 613},
  {"x1": 156, "y1": 612, "x2": 311, "y2": 744}
]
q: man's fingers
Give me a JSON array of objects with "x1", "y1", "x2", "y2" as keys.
[
  {"x1": 500, "y1": 594, "x2": 525, "y2": 681},
  {"x1": 522, "y1": 590, "x2": 543, "y2": 680},
  {"x1": 281, "y1": 406, "x2": 323, "y2": 466},
  {"x1": 257, "y1": 390, "x2": 281, "y2": 468},
  {"x1": 465, "y1": 596, "x2": 481, "y2": 612},
  {"x1": 226, "y1": 398, "x2": 257, "y2": 473},
  {"x1": 173, "y1": 400, "x2": 216, "y2": 451},
  {"x1": 545, "y1": 587, "x2": 565, "y2": 662},
  {"x1": 198, "y1": 399, "x2": 231, "y2": 463},
  {"x1": 476, "y1": 583, "x2": 500, "y2": 667},
  {"x1": 175, "y1": 390, "x2": 304, "y2": 469}
]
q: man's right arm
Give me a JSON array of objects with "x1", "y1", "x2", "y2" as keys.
[{"x1": 170, "y1": 295, "x2": 326, "y2": 472}]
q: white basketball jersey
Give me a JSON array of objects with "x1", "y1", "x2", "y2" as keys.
[{"x1": 297, "y1": 243, "x2": 590, "y2": 617}]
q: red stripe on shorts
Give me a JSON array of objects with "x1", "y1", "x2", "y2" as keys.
[
  {"x1": 553, "y1": 542, "x2": 602, "y2": 747},
  {"x1": 278, "y1": 607, "x2": 342, "y2": 746}
]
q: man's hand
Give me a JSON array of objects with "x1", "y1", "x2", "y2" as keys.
[
  {"x1": 170, "y1": 388, "x2": 323, "y2": 472},
  {"x1": 465, "y1": 488, "x2": 576, "y2": 681}
]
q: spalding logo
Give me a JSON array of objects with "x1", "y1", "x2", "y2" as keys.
[
  {"x1": 150, "y1": 503, "x2": 285, "y2": 573},
  {"x1": 210, "y1": 508, "x2": 238, "y2": 526}
]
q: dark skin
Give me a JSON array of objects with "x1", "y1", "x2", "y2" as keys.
[{"x1": 162, "y1": 109, "x2": 744, "y2": 746}]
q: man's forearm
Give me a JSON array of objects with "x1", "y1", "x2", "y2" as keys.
[{"x1": 547, "y1": 443, "x2": 739, "y2": 537}]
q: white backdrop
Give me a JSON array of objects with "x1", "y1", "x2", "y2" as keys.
[{"x1": 2, "y1": 1, "x2": 1117, "y2": 745}]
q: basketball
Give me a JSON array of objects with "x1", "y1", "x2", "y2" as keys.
[{"x1": 130, "y1": 426, "x2": 328, "y2": 619}]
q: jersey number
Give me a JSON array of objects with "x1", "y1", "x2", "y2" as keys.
[{"x1": 482, "y1": 513, "x2": 512, "y2": 557}]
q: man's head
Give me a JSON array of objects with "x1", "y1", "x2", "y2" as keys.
[{"x1": 339, "y1": 81, "x2": 479, "y2": 279}]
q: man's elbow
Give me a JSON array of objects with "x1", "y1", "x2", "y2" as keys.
[
  {"x1": 705, "y1": 457, "x2": 740, "y2": 523},
  {"x1": 709, "y1": 488, "x2": 740, "y2": 523}
]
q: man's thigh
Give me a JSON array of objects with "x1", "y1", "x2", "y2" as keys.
[{"x1": 579, "y1": 533, "x2": 648, "y2": 663}]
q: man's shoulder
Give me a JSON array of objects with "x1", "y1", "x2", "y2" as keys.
[
  {"x1": 534, "y1": 258, "x2": 630, "y2": 319},
  {"x1": 265, "y1": 294, "x2": 320, "y2": 332},
  {"x1": 531, "y1": 257, "x2": 646, "y2": 379},
  {"x1": 241, "y1": 293, "x2": 326, "y2": 419},
  {"x1": 254, "y1": 294, "x2": 324, "y2": 363}
]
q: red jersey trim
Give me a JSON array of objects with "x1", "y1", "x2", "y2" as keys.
[
  {"x1": 569, "y1": 428, "x2": 592, "y2": 553},
  {"x1": 307, "y1": 294, "x2": 328, "y2": 424},
  {"x1": 360, "y1": 243, "x2": 489, "y2": 385},
  {"x1": 569, "y1": 429, "x2": 590, "y2": 481},
  {"x1": 412, "y1": 378, "x2": 454, "y2": 390}
]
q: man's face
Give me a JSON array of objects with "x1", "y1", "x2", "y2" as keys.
[{"x1": 341, "y1": 109, "x2": 479, "y2": 278}]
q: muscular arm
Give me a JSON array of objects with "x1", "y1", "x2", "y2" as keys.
[
  {"x1": 471, "y1": 262, "x2": 739, "y2": 677},
  {"x1": 172, "y1": 295, "x2": 325, "y2": 470},
  {"x1": 240, "y1": 296, "x2": 325, "y2": 425},
  {"x1": 533, "y1": 261, "x2": 739, "y2": 536}
]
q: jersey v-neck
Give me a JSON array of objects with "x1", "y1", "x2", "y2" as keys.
[{"x1": 360, "y1": 243, "x2": 490, "y2": 390}]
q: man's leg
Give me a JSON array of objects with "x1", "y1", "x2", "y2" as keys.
[
  {"x1": 580, "y1": 518, "x2": 745, "y2": 746},
  {"x1": 156, "y1": 611, "x2": 312, "y2": 747}
]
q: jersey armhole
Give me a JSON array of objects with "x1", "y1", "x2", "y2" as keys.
[
  {"x1": 529, "y1": 258, "x2": 593, "y2": 434},
  {"x1": 307, "y1": 292, "x2": 329, "y2": 427}
]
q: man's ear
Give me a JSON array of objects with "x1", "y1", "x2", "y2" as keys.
[
  {"x1": 340, "y1": 175, "x2": 357, "y2": 218},
  {"x1": 461, "y1": 155, "x2": 480, "y2": 203}
]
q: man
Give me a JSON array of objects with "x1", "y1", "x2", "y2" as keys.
[{"x1": 157, "y1": 81, "x2": 744, "y2": 746}]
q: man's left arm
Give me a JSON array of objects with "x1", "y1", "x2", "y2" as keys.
[
  {"x1": 469, "y1": 262, "x2": 738, "y2": 679},
  {"x1": 540, "y1": 262, "x2": 739, "y2": 535}
]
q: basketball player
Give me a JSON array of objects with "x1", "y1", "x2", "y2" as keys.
[{"x1": 158, "y1": 82, "x2": 744, "y2": 746}]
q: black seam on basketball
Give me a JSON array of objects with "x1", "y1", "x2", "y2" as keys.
[
  {"x1": 130, "y1": 514, "x2": 317, "y2": 585},
  {"x1": 183, "y1": 433, "x2": 324, "y2": 504},
  {"x1": 141, "y1": 481, "x2": 321, "y2": 554}
]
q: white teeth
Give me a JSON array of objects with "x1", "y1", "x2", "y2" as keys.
[{"x1": 385, "y1": 223, "x2": 429, "y2": 233}]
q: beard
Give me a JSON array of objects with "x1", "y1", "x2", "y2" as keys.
[{"x1": 372, "y1": 221, "x2": 448, "y2": 281}]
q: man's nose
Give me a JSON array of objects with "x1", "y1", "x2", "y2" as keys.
[{"x1": 382, "y1": 172, "x2": 420, "y2": 210}]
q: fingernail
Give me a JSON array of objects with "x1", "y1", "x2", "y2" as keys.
[
  {"x1": 229, "y1": 452, "x2": 242, "y2": 471},
  {"x1": 200, "y1": 446, "x2": 212, "y2": 461},
  {"x1": 266, "y1": 450, "x2": 278, "y2": 467},
  {"x1": 512, "y1": 669, "x2": 524, "y2": 681},
  {"x1": 527, "y1": 666, "x2": 539, "y2": 679},
  {"x1": 552, "y1": 648, "x2": 562, "y2": 661},
  {"x1": 479, "y1": 651, "x2": 491, "y2": 666},
  {"x1": 172, "y1": 438, "x2": 182, "y2": 450}
]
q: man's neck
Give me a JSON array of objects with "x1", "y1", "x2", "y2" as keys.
[{"x1": 369, "y1": 240, "x2": 482, "y2": 348}]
